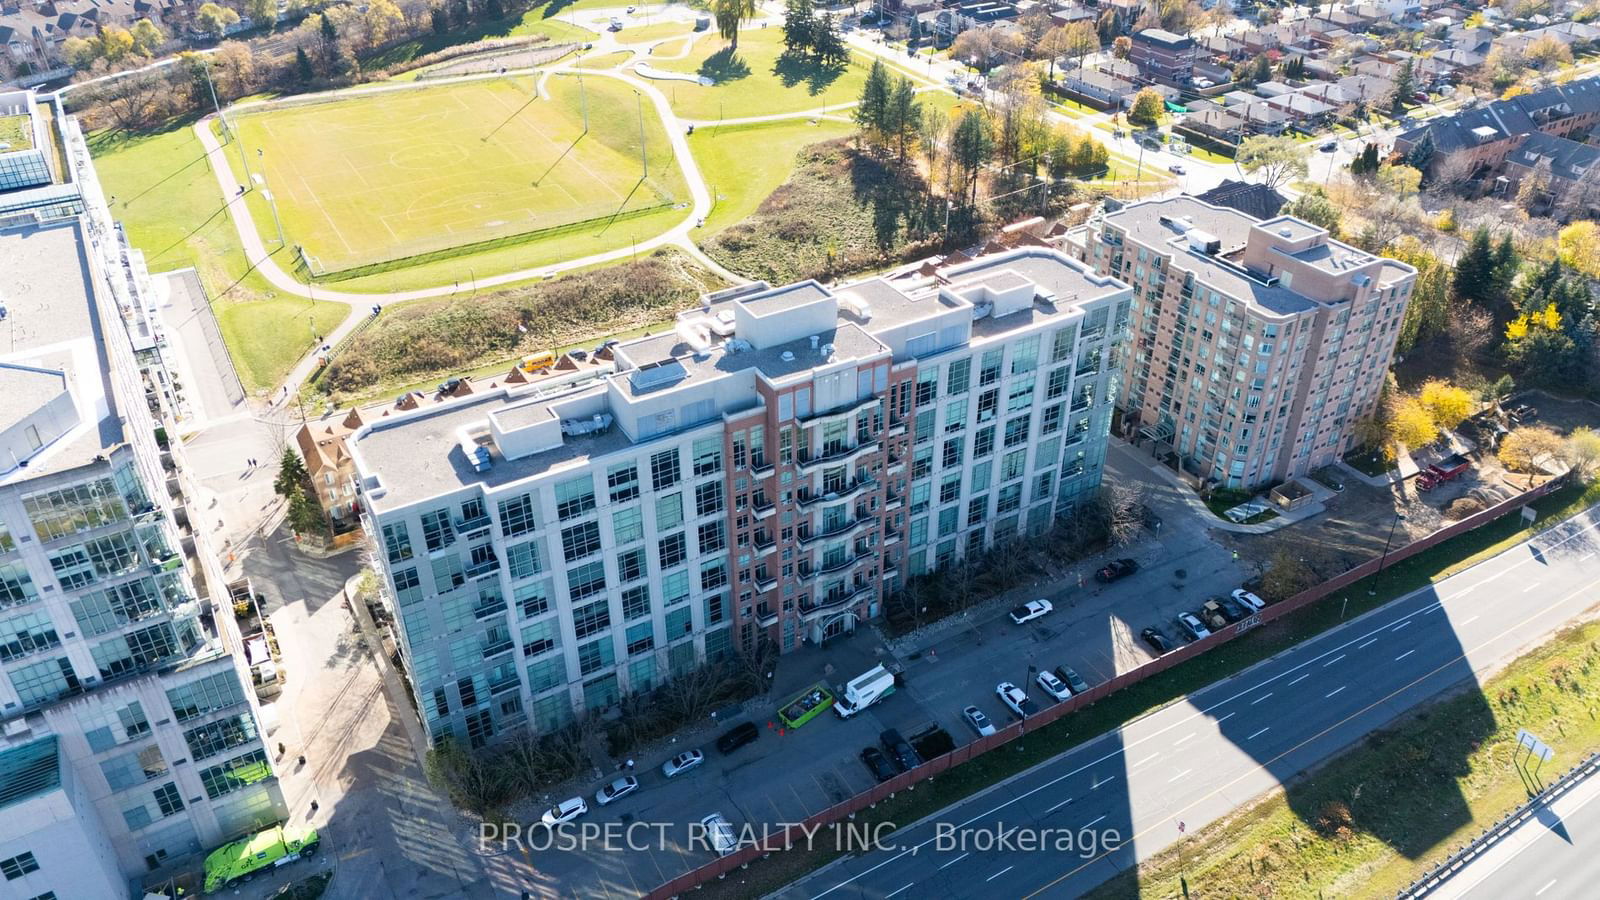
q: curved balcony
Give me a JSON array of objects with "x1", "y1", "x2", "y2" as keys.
[
  {"x1": 795, "y1": 438, "x2": 880, "y2": 474},
  {"x1": 796, "y1": 474, "x2": 875, "y2": 509}
]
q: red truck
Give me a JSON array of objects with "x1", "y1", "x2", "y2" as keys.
[{"x1": 1416, "y1": 454, "x2": 1471, "y2": 491}]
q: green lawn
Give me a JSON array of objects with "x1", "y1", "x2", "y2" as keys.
[
  {"x1": 689, "y1": 117, "x2": 854, "y2": 236},
  {"x1": 655, "y1": 28, "x2": 870, "y2": 121},
  {"x1": 573, "y1": 50, "x2": 633, "y2": 69},
  {"x1": 229, "y1": 73, "x2": 688, "y2": 276},
  {"x1": 87, "y1": 126, "x2": 349, "y2": 394},
  {"x1": 364, "y1": 9, "x2": 597, "y2": 71},
  {"x1": 0, "y1": 113, "x2": 33, "y2": 150},
  {"x1": 616, "y1": 21, "x2": 695, "y2": 44}
]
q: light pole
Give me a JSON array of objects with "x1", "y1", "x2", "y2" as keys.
[
  {"x1": 257, "y1": 148, "x2": 286, "y2": 246},
  {"x1": 1369, "y1": 511, "x2": 1406, "y2": 596},
  {"x1": 201, "y1": 56, "x2": 253, "y2": 190}
]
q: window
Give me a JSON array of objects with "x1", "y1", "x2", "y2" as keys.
[
  {"x1": 979, "y1": 349, "x2": 1003, "y2": 386},
  {"x1": 612, "y1": 507, "x2": 643, "y2": 545},
  {"x1": 567, "y1": 561, "x2": 607, "y2": 600},
  {"x1": 698, "y1": 520, "x2": 726, "y2": 554},
  {"x1": 70, "y1": 579, "x2": 167, "y2": 637},
  {"x1": 947, "y1": 358, "x2": 970, "y2": 395},
  {"x1": 1046, "y1": 366, "x2": 1072, "y2": 399},
  {"x1": 973, "y1": 427, "x2": 994, "y2": 458},
  {"x1": 651, "y1": 449, "x2": 681, "y2": 490},
  {"x1": 1042, "y1": 404, "x2": 1065, "y2": 435},
  {"x1": 968, "y1": 495, "x2": 987, "y2": 525},
  {"x1": 420, "y1": 510, "x2": 454, "y2": 552},
  {"x1": 23, "y1": 477, "x2": 128, "y2": 541},
  {"x1": 392, "y1": 567, "x2": 422, "y2": 606},
  {"x1": 1, "y1": 852, "x2": 38, "y2": 880},
  {"x1": 665, "y1": 606, "x2": 692, "y2": 638},
  {"x1": 942, "y1": 438, "x2": 964, "y2": 469},
  {"x1": 578, "y1": 637, "x2": 615, "y2": 676},
  {"x1": 8, "y1": 656, "x2": 78, "y2": 706},
  {"x1": 704, "y1": 592, "x2": 726, "y2": 625},
  {"x1": 521, "y1": 619, "x2": 559, "y2": 657},
  {"x1": 912, "y1": 447, "x2": 933, "y2": 480},
  {"x1": 1010, "y1": 335, "x2": 1040, "y2": 373},
  {"x1": 1004, "y1": 415, "x2": 1032, "y2": 447},
  {"x1": 940, "y1": 473, "x2": 962, "y2": 505},
  {"x1": 997, "y1": 483, "x2": 1023, "y2": 514},
  {"x1": 48, "y1": 532, "x2": 141, "y2": 590},
  {"x1": 971, "y1": 461, "x2": 992, "y2": 492},
  {"x1": 700, "y1": 557, "x2": 728, "y2": 591},
  {"x1": 198, "y1": 750, "x2": 269, "y2": 799},
  {"x1": 1001, "y1": 449, "x2": 1027, "y2": 482},
  {"x1": 938, "y1": 506, "x2": 958, "y2": 537},
  {"x1": 382, "y1": 522, "x2": 413, "y2": 563},
  {"x1": 607, "y1": 463, "x2": 639, "y2": 503},
  {"x1": 560, "y1": 522, "x2": 603, "y2": 562},
  {"x1": 622, "y1": 585, "x2": 650, "y2": 620},
  {"x1": 694, "y1": 481, "x2": 724, "y2": 518},
  {"x1": 656, "y1": 494, "x2": 683, "y2": 530},
  {"x1": 183, "y1": 713, "x2": 257, "y2": 761},
  {"x1": 626, "y1": 622, "x2": 655, "y2": 655},
  {"x1": 431, "y1": 555, "x2": 465, "y2": 593},
  {"x1": 617, "y1": 547, "x2": 647, "y2": 582},
  {"x1": 0, "y1": 611, "x2": 59, "y2": 662},
  {"x1": 945, "y1": 398, "x2": 967, "y2": 432},
  {"x1": 1051, "y1": 325, "x2": 1077, "y2": 362},
  {"x1": 693, "y1": 437, "x2": 723, "y2": 477},
  {"x1": 915, "y1": 369, "x2": 938, "y2": 405},
  {"x1": 572, "y1": 599, "x2": 611, "y2": 639},
  {"x1": 516, "y1": 581, "x2": 551, "y2": 618},
  {"x1": 506, "y1": 541, "x2": 544, "y2": 580},
  {"x1": 0, "y1": 562, "x2": 38, "y2": 610},
  {"x1": 554, "y1": 476, "x2": 596, "y2": 521},
  {"x1": 167, "y1": 670, "x2": 245, "y2": 721},
  {"x1": 658, "y1": 532, "x2": 687, "y2": 569},
  {"x1": 526, "y1": 655, "x2": 564, "y2": 692},
  {"x1": 662, "y1": 570, "x2": 690, "y2": 606},
  {"x1": 497, "y1": 494, "x2": 537, "y2": 537}
]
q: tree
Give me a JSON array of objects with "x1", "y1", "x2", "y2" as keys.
[
  {"x1": 430, "y1": 5, "x2": 449, "y2": 35},
  {"x1": 855, "y1": 60, "x2": 891, "y2": 150},
  {"x1": 196, "y1": 2, "x2": 240, "y2": 36},
  {"x1": 950, "y1": 109, "x2": 994, "y2": 206},
  {"x1": 811, "y1": 13, "x2": 845, "y2": 66},
  {"x1": 1128, "y1": 87, "x2": 1163, "y2": 126},
  {"x1": 1403, "y1": 129, "x2": 1435, "y2": 172},
  {"x1": 1386, "y1": 237, "x2": 1451, "y2": 353},
  {"x1": 1391, "y1": 58, "x2": 1415, "y2": 113},
  {"x1": 96, "y1": 25, "x2": 135, "y2": 62},
  {"x1": 950, "y1": 28, "x2": 995, "y2": 71},
  {"x1": 1236, "y1": 135, "x2": 1308, "y2": 189},
  {"x1": 129, "y1": 19, "x2": 164, "y2": 56},
  {"x1": 362, "y1": 0, "x2": 405, "y2": 49},
  {"x1": 274, "y1": 447, "x2": 310, "y2": 501},
  {"x1": 1526, "y1": 34, "x2": 1574, "y2": 69},
  {"x1": 1453, "y1": 227, "x2": 1497, "y2": 305},
  {"x1": 1388, "y1": 394, "x2": 1439, "y2": 450},
  {"x1": 1250, "y1": 53, "x2": 1272, "y2": 84},
  {"x1": 1112, "y1": 35, "x2": 1132, "y2": 60},
  {"x1": 244, "y1": 0, "x2": 279, "y2": 28},
  {"x1": 212, "y1": 41, "x2": 257, "y2": 98},
  {"x1": 782, "y1": 0, "x2": 814, "y2": 57},
  {"x1": 1567, "y1": 427, "x2": 1600, "y2": 481},
  {"x1": 712, "y1": 0, "x2": 757, "y2": 51},
  {"x1": 61, "y1": 37, "x2": 97, "y2": 70},
  {"x1": 885, "y1": 76, "x2": 922, "y2": 163},
  {"x1": 1377, "y1": 163, "x2": 1423, "y2": 198},
  {"x1": 1500, "y1": 426, "x2": 1567, "y2": 474},
  {"x1": 1283, "y1": 187, "x2": 1341, "y2": 236},
  {"x1": 1557, "y1": 220, "x2": 1600, "y2": 281},
  {"x1": 319, "y1": 10, "x2": 338, "y2": 44},
  {"x1": 1418, "y1": 380, "x2": 1474, "y2": 431},
  {"x1": 295, "y1": 45, "x2": 315, "y2": 82}
]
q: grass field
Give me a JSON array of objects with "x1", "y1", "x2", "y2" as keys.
[
  {"x1": 689, "y1": 118, "x2": 853, "y2": 235},
  {"x1": 574, "y1": 50, "x2": 633, "y2": 69},
  {"x1": 229, "y1": 74, "x2": 688, "y2": 275},
  {"x1": 616, "y1": 21, "x2": 695, "y2": 44},
  {"x1": 656, "y1": 29, "x2": 870, "y2": 121},
  {"x1": 88, "y1": 126, "x2": 349, "y2": 393},
  {"x1": 364, "y1": 10, "x2": 596, "y2": 71},
  {"x1": 0, "y1": 113, "x2": 33, "y2": 150}
]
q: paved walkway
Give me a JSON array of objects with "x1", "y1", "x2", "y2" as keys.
[{"x1": 1110, "y1": 436, "x2": 1327, "y2": 534}]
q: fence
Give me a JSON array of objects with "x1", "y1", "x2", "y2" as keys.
[{"x1": 644, "y1": 475, "x2": 1569, "y2": 899}]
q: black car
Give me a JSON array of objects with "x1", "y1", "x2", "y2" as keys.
[
  {"x1": 860, "y1": 746, "x2": 897, "y2": 782},
  {"x1": 1054, "y1": 665, "x2": 1091, "y2": 695},
  {"x1": 1218, "y1": 595, "x2": 1253, "y2": 621},
  {"x1": 1096, "y1": 558, "x2": 1139, "y2": 583},
  {"x1": 1141, "y1": 627, "x2": 1173, "y2": 654},
  {"x1": 880, "y1": 728, "x2": 922, "y2": 772},
  {"x1": 715, "y1": 721, "x2": 760, "y2": 754}
]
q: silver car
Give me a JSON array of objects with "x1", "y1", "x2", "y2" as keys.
[
  {"x1": 662, "y1": 749, "x2": 705, "y2": 778},
  {"x1": 962, "y1": 705, "x2": 996, "y2": 736},
  {"x1": 595, "y1": 775, "x2": 639, "y2": 806},
  {"x1": 701, "y1": 813, "x2": 737, "y2": 856}
]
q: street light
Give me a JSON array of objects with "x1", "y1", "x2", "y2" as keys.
[{"x1": 1369, "y1": 510, "x2": 1407, "y2": 596}]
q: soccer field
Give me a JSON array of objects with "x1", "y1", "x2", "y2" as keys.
[{"x1": 230, "y1": 74, "x2": 686, "y2": 275}]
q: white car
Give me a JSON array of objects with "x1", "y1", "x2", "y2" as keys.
[
  {"x1": 1231, "y1": 589, "x2": 1266, "y2": 612},
  {"x1": 609, "y1": 16, "x2": 623, "y2": 30},
  {"x1": 595, "y1": 775, "x2": 639, "y2": 806},
  {"x1": 540, "y1": 796, "x2": 588, "y2": 827},
  {"x1": 662, "y1": 749, "x2": 705, "y2": 778},
  {"x1": 1176, "y1": 612, "x2": 1211, "y2": 642},
  {"x1": 1037, "y1": 670, "x2": 1072, "y2": 701},
  {"x1": 962, "y1": 705, "x2": 996, "y2": 736},
  {"x1": 1168, "y1": 163, "x2": 1186, "y2": 175},
  {"x1": 996, "y1": 681, "x2": 1036, "y2": 718},
  {"x1": 701, "y1": 813, "x2": 738, "y2": 856},
  {"x1": 1010, "y1": 598, "x2": 1053, "y2": 625}
]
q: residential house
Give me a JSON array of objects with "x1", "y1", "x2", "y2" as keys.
[
  {"x1": 1500, "y1": 131, "x2": 1600, "y2": 219},
  {"x1": 1062, "y1": 67, "x2": 1135, "y2": 108}
]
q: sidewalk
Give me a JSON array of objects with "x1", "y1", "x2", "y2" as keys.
[{"x1": 1111, "y1": 436, "x2": 1324, "y2": 534}]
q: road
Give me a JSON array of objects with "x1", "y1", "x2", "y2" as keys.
[
  {"x1": 780, "y1": 503, "x2": 1600, "y2": 900},
  {"x1": 1427, "y1": 763, "x2": 1600, "y2": 900}
]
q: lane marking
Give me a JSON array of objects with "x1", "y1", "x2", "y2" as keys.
[
  {"x1": 1046, "y1": 797, "x2": 1074, "y2": 814},
  {"x1": 939, "y1": 852, "x2": 969, "y2": 870},
  {"x1": 1215, "y1": 712, "x2": 1236, "y2": 724},
  {"x1": 887, "y1": 884, "x2": 914, "y2": 898},
  {"x1": 1358, "y1": 638, "x2": 1378, "y2": 649},
  {"x1": 1537, "y1": 879, "x2": 1558, "y2": 896},
  {"x1": 1391, "y1": 620, "x2": 1412, "y2": 632},
  {"x1": 1251, "y1": 692, "x2": 1273, "y2": 705},
  {"x1": 987, "y1": 865, "x2": 1014, "y2": 882},
  {"x1": 1396, "y1": 650, "x2": 1416, "y2": 661},
  {"x1": 1168, "y1": 769, "x2": 1192, "y2": 783},
  {"x1": 1132, "y1": 753, "x2": 1160, "y2": 769},
  {"x1": 1248, "y1": 726, "x2": 1270, "y2": 740},
  {"x1": 1326, "y1": 686, "x2": 1346, "y2": 698},
  {"x1": 1523, "y1": 583, "x2": 1541, "y2": 593},
  {"x1": 1084, "y1": 814, "x2": 1106, "y2": 827},
  {"x1": 1581, "y1": 553, "x2": 1594, "y2": 562},
  {"x1": 1459, "y1": 614, "x2": 1480, "y2": 625},
  {"x1": 1288, "y1": 673, "x2": 1311, "y2": 686},
  {"x1": 1175, "y1": 732, "x2": 1196, "y2": 746},
  {"x1": 1323, "y1": 654, "x2": 1346, "y2": 667}
]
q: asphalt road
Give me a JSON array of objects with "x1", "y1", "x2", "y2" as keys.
[
  {"x1": 781, "y1": 503, "x2": 1600, "y2": 900},
  {"x1": 1429, "y1": 758, "x2": 1600, "y2": 900}
]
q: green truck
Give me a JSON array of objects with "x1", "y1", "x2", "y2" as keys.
[{"x1": 202, "y1": 823, "x2": 320, "y2": 893}]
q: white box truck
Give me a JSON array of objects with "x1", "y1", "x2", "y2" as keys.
[{"x1": 833, "y1": 665, "x2": 897, "y2": 718}]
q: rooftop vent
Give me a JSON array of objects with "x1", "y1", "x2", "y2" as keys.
[
  {"x1": 561, "y1": 414, "x2": 615, "y2": 437},
  {"x1": 1187, "y1": 229, "x2": 1222, "y2": 255},
  {"x1": 780, "y1": 351, "x2": 796, "y2": 362},
  {"x1": 1278, "y1": 227, "x2": 1293, "y2": 237},
  {"x1": 630, "y1": 360, "x2": 688, "y2": 393}
]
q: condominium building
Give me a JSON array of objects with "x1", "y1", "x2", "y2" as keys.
[
  {"x1": 1064, "y1": 196, "x2": 1415, "y2": 489},
  {"x1": 350, "y1": 248, "x2": 1130, "y2": 747},
  {"x1": 1129, "y1": 28, "x2": 1198, "y2": 85},
  {"x1": 0, "y1": 125, "x2": 285, "y2": 895}
]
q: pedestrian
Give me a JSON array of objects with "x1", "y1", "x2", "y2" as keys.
[
  {"x1": 309, "y1": 799, "x2": 319, "y2": 813},
  {"x1": 277, "y1": 742, "x2": 285, "y2": 757},
  {"x1": 625, "y1": 758, "x2": 634, "y2": 772}
]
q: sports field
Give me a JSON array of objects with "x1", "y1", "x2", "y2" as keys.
[{"x1": 230, "y1": 74, "x2": 686, "y2": 274}]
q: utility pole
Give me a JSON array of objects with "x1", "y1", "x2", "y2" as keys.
[{"x1": 202, "y1": 56, "x2": 253, "y2": 189}]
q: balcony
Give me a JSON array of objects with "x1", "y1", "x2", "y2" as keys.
[
  {"x1": 797, "y1": 474, "x2": 875, "y2": 509},
  {"x1": 481, "y1": 639, "x2": 514, "y2": 659},
  {"x1": 800, "y1": 582, "x2": 874, "y2": 615},
  {"x1": 751, "y1": 457, "x2": 775, "y2": 478},
  {"x1": 817, "y1": 551, "x2": 866, "y2": 576},
  {"x1": 884, "y1": 491, "x2": 903, "y2": 511},
  {"x1": 800, "y1": 515, "x2": 872, "y2": 546},
  {"x1": 454, "y1": 513, "x2": 491, "y2": 534},
  {"x1": 752, "y1": 533, "x2": 776, "y2": 555},
  {"x1": 755, "y1": 603, "x2": 779, "y2": 626},
  {"x1": 751, "y1": 497, "x2": 776, "y2": 518},
  {"x1": 883, "y1": 529, "x2": 901, "y2": 545},
  {"x1": 796, "y1": 438, "x2": 879, "y2": 473},
  {"x1": 754, "y1": 572, "x2": 778, "y2": 592},
  {"x1": 465, "y1": 556, "x2": 500, "y2": 579}
]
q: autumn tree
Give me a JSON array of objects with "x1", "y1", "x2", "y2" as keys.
[
  {"x1": 1237, "y1": 135, "x2": 1308, "y2": 188},
  {"x1": 130, "y1": 19, "x2": 164, "y2": 56},
  {"x1": 1128, "y1": 87, "x2": 1164, "y2": 125},
  {"x1": 1283, "y1": 187, "x2": 1341, "y2": 236},
  {"x1": 1387, "y1": 394, "x2": 1438, "y2": 451},
  {"x1": 1500, "y1": 426, "x2": 1566, "y2": 474},
  {"x1": 1112, "y1": 35, "x2": 1133, "y2": 59},
  {"x1": 96, "y1": 25, "x2": 135, "y2": 62},
  {"x1": 1557, "y1": 220, "x2": 1600, "y2": 280},
  {"x1": 196, "y1": 2, "x2": 240, "y2": 36},
  {"x1": 1418, "y1": 380, "x2": 1474, "y2": 431}
]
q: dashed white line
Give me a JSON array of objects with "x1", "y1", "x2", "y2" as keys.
[
  {"x1": 1523, "y1": 583, "x2": 1541, "y2": 593},
  {"x1": 1248, "y1": 726, "x2": 1270, "y2": 740},
  {"x1": 886, "y1": 884, "x2": 914, "y2": 898},
  {"x1": 1396, "y1": 649, "x2": 1416, "y2": 661},
  {"x1": 1132, "y1": 753, "x2": 1160, "y2": 769},
  {"x1": 1251, "y1": 692, "x2": 1274, "y2": 705},
  {"x1": 1358, "y1": 638, "x2": 1378, "y2": 649},
  {"x1": 1215, "y1": 712, "x2": 1236, "y2": 724},
  {"x1": 1168, "y1": 769, "x2": 1193, "y2": 783},
  {"x1": 1323, "y1": 653, "x2": 1346, "y2": 667},
  {"x1": 986, "y1": 866, "x2": 1014, "y2": 882},
  {"x1": 1326, "y1": 686, "x2": 1346, "y2": 698},
  {"x1": 1459, "y1": 615, "x2": 1480, "y2": 626},
  {"x1": 1046, "y1": 797, "x2": 1074, "y2": 814},
  {"x1": 1392, "y1": 620, "x2": 1412, "y2": 632},
  {"x1": 1084, "y1": 814, "x2": 1106, "y2": 827},
  {"x1": 1175, "y1": 732, "x2": 1196, "y2": 746},
  {"x1": 1288, "y1": 673, "x2": 1311, "y2": 686},
  {"x1": 1536, "y1": 878, "x2": 1558, "y2": 896},
  {"x1": 1092, "y1": 773, "x2": 1117, "y2": 789},
  {"x1": 1581, "y1": 553, "x2": 1595, "y2": 563},
  {"x1": 939, "y1": 852, "x2": 969, "y2": 870}
]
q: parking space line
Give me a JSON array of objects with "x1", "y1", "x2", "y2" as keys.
[
  {"x1": 1132, "y1": 753, "x2": 1160, "y2": 770},
  {"x1": 1251, "y1": 692, "x2": 1273, "y2": 705},
  {"x1": 1396, "y1": 650, "x2": 1415, "y2": 661},
  {"x1": 1460, "y1": 614, "x2": 1480, "y2": 625},
  {"x1": 987, "y1": 866, "x2": 1014, "y2": 882},
  {"x1": 1536, "y1": 878, "x2": 1558, "y2": 896},
  {"x1": 1323, "y1": 654, "x2": 1345, "y2": 667},
  {"x1": 790, "y1": 782, "x2": 814, "y2": 817},
  {"x1": 1581, "y1": 553, "x2": 1595, "y2": 563},
  {"x1": 1084, "y1": 814, "x2": 1106, "y2": 827},
  {"x1": 1092, "y1": 773, "x2": 1117, "y2": 789},
  {"x1": 940, "y1": 852, "x2": 969, "y2": 870},
  {"x1": 1326, "y1": 686, "x2": 1346, "y2": 698},
  {"x1": 1215, "y1": 712, "x2": 1235, "y2": 724},
  {"x1": 1247, "y1": 726, "x2": 1269, "y2": 740},
  {"x1": 1357, "y1": 638, "x2": 1378, "y2": 649}
]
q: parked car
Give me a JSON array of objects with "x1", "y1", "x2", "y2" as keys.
[
  {"x1": 1096, "y1": 558, "x2": 1139, "y2": 583},
  {"x1": 880, "y1": 728, "x2": 922, "y2": 771},
  {"x1": 608, "y1": 16, "x2": 623, "y2": 30},
  {"x1": 595, "y1": 776, "x2": 639, "y2": 807},
  {"x1": 1010, "y1": 598, "x2": 1054, "y2": 624},
  {"x1": 1168, "y1": 163, "x2": 1186, "y2": 175},
  {"x1": 662, "y1": 750, "x2": 704, "y2": 778},
  {"x1": 997, "y1": 681, "x2": 1037, "y2": 718},
  {"x1": 1232, "y1": 589, "x2": 1266, "y2": 612},
  {"x1": 860, "y1": 746, "x2": 897, "y2": 782},
  {"x1": 1218, "y1": 595, "x2": 1252, "y2": 621},
  {"x1": 540, "y1": 797, "x2": 588, "y2": 827},
  {"x1": 1037, "y1": 669, "x2": 1072, "y2": 701},
  {"x1": 716, "y1": 721, "x2": 760, "y2": 754},
  {"x1": 1176, "y1": 612, "x2": 1211, "y2": 642},
  {"x1": 962, "y1": 705, "x2": 997, "y2": 736},
  {"x1": 1055, "y1": 665, "x2": 1090, "y2": 695},
  {"x1": 1141, "y1": 627, "x2": 1173, "y2": 654},
  {"x1": 700, "y1": 813, "x2": 737, "y2": 856},
  {"x1": 1319, "y1": 140, "x2": 1337, "y2": 152}
]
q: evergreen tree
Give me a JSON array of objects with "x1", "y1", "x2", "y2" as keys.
[
  {"x1": 855, "y1": 60, "x2": 891, "y2": 150},
  {"x1": 885, "y1": 76, "x2": 922, "y2": 163},
  {"x1": 951, "y1": 110, "x2": 995, "y2": 205},
  {"x1": 783, "y1": 0, "x2": 814, "y2": 56},
  {"x1": 319, "y1": 12, "x2": 337, "y2": 44},
  {"x1": 812, "y1": 13, "x2": 844, "y2": 65},
  {"x1": 1404, "y1": 129, "x2": 1434, "y2": 171},
  {"x1": 1489, "y1": 232, "x2": 1521, "y2": 307},
  {"x1": 1391, "y1": 58, "x2": 1415, "y2": 113},
  {"x1": 295, "y1": 45, "x2": 314, "y2": 82},
  {"x1": 1251, "y1": 54, "x2": 1272, "y2": 84},
  {"x1": 485, "y1": 0, "x2": 504, "y2": 20},
  {"x1": 430, "y1": 6, "x2": 448, "y2": 35},
  {"x1": 1453, "y1": 228, "x2": 1496, "y2": 304}
]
